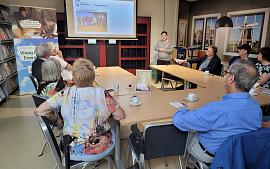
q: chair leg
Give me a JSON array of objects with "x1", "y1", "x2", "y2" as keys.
[
  {"x1": 105, "y1": 156, "x2": 113, "y2": 169},
  {"x1": 38, "y1": 141, "x2": 47, "y2": 157},
  {"x1": 178, "y1": 156, "x2": 183, "y2": 169},
  {"x1": 164, "y1": 157, "x2": 168, "y2": 166},
  {"x1": 126, "y1": 142, "x2": 130, "y2": 168}
]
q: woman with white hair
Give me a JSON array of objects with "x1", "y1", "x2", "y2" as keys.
[
  {"x1": 37, "y1": 58, "x2": 65, "y2": 97},
  {"x1": 35, "y1": 58, "x2": 126, "y2": 161}
]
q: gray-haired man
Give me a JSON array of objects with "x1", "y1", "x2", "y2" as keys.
[
  {"x1": 32, "y1": 43, "x2": 49, "y2": 83},
  {"x1": 173, "y1": 60, "x2": 262, "y2": 167}
]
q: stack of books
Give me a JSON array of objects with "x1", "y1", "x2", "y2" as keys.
[{"x1": 3, "y1": 62, "x2": 16, "y2": 77}]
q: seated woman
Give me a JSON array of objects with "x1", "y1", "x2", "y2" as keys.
[
  {"x1": 35, "y1": 58, "x2": 126, "y2": 161},
  {"x1": 37, "y1": 58, "x2": 65, "y2": 97},
  {"x1": 256, "y1": 47, "x2": 270, "y2": 88}
]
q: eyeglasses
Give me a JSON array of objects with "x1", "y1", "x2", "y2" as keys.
[{"x1": 224, "y1": 70, "x2": 232, "y2": 76}]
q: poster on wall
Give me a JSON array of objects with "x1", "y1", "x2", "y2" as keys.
[
  {"x1": 192, "y1": 18, "x2": 204, "y2": 49},
  {"x1": 204, "y1": 17, "x2": 217, "y2": 50},
  {"x1": 9, "y1": 5, "x2": 57, "y2": 39},
  {"x1": 178, "y1": 19, "x2": 188, "y2": 47},
  {"x1": 227, "y1": 13, "x2": 265, "y2": 54},
  {"x1": 14, "y1": 38, "x2": 59, "y2": 95}
]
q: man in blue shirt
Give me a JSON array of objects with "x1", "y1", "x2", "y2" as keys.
[{"x1": 173, "y1": 60, "x2": 262, "y2": 164}]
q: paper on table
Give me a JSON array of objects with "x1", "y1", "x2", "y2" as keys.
[
  {"x1": 174, "y1": 58, "x2": 180, "y2": 63},
  {"x1": 262, "y1": 88, "x2": 270, "y2": 95},
  {"x1": 170, "y1": 101, "x2": 185, "y2": 108}
]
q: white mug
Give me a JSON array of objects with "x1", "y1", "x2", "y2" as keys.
[
  {"x1": 130, "y1": 95, "x2": 139, "y2": 104},
  {"x1": 204, "y1": 70, "x2": 210, "y2": 75}
]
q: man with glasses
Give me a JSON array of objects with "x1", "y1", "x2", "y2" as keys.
[{"x1": 173, "y1": 60, "x2": 262, "y2": 166}]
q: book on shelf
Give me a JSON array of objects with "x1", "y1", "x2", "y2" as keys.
[
  {"x1": 0, "y1": 9, "x2": 10, "y2": 23},
  {"x1": 1, "y1": 45, "x2": 14, "y2": 59},
  {"x1": 0, "y1": 28, "x2": 13, "y2": 40},
  {"x1": 0, "y1": 72, "x2": 4, "y2": 81},
  {"x1": 0, "y1": 87, "x2": 6, "y2": 101},
  {"x1": 7, "y1": 78, "x2": 18, "y2": 93},
  {"x1": 3, "y1": 62, "x2": 16, "y2": 77}
]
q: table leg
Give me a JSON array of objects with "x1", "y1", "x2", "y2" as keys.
[{"x1": 161, "y1": 72, "x2": 165, "y2": 90}]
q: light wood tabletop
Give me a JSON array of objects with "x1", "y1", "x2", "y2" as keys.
[
  {"x1": 95, "y1": 66, "x2": 134, "y2": 76},
  {"x1": 95, "y1": 66, "x2": 270, "y2": 126}
]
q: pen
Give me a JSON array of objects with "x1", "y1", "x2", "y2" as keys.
[{"x1": 181, "y1": 102, "x2": 188, "y2": 107}]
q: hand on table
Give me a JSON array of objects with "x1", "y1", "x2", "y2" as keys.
[{"x1": 178, "y1": 59, "x2": 186, "y2": 65}]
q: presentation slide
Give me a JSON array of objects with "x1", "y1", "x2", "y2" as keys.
[{"x1": 65, "y1": 0, "x2": 137, "y2": 38}]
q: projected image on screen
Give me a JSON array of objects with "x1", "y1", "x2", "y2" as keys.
[
  {"x1": 65, "y1": 0, "x2": 137, "y2": 38},
  {"x1": 76, "y1": 12, "x2": 107, "y2": 33}
]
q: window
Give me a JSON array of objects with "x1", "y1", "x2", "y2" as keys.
[
  {"x1": 224, "y1": 8, "x2": 270, "y2": 56},
  {"x1": 191, "y1": 14, "x2": 220, "y2": 50}
]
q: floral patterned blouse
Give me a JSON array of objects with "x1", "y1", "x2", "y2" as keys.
[
  {"x1": 47, "y1": 86, "x2": 118, "y2": 160},
  {"x1": 256, "y1": 63, "x2": 270, "y2": 88}
]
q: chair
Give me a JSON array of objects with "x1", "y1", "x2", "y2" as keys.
[
  {"x1": 32, "y1": 94, "x2": 49, "y2": 157},
  {"x1": 34, "y1": 113, "x2": 114, "y2": 169},
  {"x1": 161, "y1": 62, "x2": 191, "y2": 90},
  {"x1": 29, "y1": 73, "x2": 39, "y2": 91},
  {"x1": 126, "y1": 123, "x2": 188, "y2": 169}
]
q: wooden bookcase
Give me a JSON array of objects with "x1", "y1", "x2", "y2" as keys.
[
  {"x1": 118, "y1": 17, "x2": 151, "y2": 74},
  {"x1": 56, "y1": 13, "x2": 87, "y2": 62},
  {"x1": 0, "y1": 4, "x2": 18, "y2": 103}
]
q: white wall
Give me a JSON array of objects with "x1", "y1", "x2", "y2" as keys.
[
  {"x1": 1, "y1": 0, "x2": 179, "y2": 62},
  {"x1": 138, "y1": 0, "x2": 179, "y2": 63}
]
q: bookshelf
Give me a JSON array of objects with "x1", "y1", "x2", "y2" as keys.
[
  {"x1": 56, "y1": 13, "x2": 87, "y2": 63},
  {"x1": 118, "y1": 17, "x2": 151, "y2": 74},
  {"x1": 0, "y1": 4, "x2": 18, "y2": 102}
]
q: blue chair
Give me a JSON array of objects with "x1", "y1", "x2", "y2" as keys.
[{"x1": 210, "y1": 128, "x2": 270, "y2": 169}]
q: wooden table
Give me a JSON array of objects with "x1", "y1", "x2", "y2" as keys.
[{"x1": 95, "y1": 66, "x2": 134, "y2": 77}]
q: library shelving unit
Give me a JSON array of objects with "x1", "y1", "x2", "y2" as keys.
[
  {"x1": 0, "y1": 4, "x2": 18, "y2": 103},
  {"x1": 56, "y1": 13, "x2": 87, "y2": 63},
  {"x1": 118, "y1": 17, "x2": 151, "y2": 75}
]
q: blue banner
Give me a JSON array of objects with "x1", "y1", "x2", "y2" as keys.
[{"x1": 14, "y1": 38, "x2": 58, "y2": 95}]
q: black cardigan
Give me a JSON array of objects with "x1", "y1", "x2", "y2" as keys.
[{"x1": 187, "y1": 55, "x2": 222, "y2": 75}]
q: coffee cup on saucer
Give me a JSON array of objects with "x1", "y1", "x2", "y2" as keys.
[
  {"x1": 130, "y1": 95, "x2": 141, "y2": 106},
  {"x1": 186, "y1": 93, "x2": 198, "y2": 102}
]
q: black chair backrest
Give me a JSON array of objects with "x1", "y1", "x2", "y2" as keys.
[
  {"x1": 32, "y1": 94, "x2": 47, "y2": 107},
  {"x1": 143, "y1": 124, "x2": 188, "y2": 160},
  {"x1": 29, "y1": 73, "x2": 38, "y2": 91}
]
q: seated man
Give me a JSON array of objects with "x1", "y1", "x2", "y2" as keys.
[
  {"x1": 173, "y1": 60, "x2": 262, "y2": 164},
  {"x1": 32, "y1": 43, "x2": 49, "y2": 83},
  {"x1": 179, "y1": 46, "x2": 222, "y2": 75}
]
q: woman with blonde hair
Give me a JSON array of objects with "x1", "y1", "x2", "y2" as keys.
[
  {"x1": 36, "y1": 58, "x2": 126, "y2": 161},
  {"x1": 37, "y1": 58, "x2": 65, "y2": 97}
]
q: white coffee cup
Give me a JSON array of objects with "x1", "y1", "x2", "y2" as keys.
[
  {"x1": 130, "y1": 95, "x2": 139, "y2": 104},
  {"x1": 187, "y1": 93, "x2": 197, "y2": 101},
  {"x1": 204, "y1": 70, "x2": 210, "y2": 75}
]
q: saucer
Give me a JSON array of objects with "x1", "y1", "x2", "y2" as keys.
[
  {"x1": 184, "y1": 97, "x2": 198, "y2": 102},
  {"x1": 130, "y1": 100, "x2": 142, "y2": 106}
]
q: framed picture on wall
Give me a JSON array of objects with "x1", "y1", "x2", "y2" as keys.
[
  {"x1": 224, "y1": 8, "x2": 270, "y2": 57},
  {"x1": 191, "y1": 14, "x2": 220, "y2": 50},
  {"x1": 204, "y1": 17, "x2": 218, "y2": 50},
  {"x1": 192, "y1": 18, "x2": 204, "y2": 49},
  {"x1": 177, "y1": 19, "x2": 188, "y2": 47}
]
